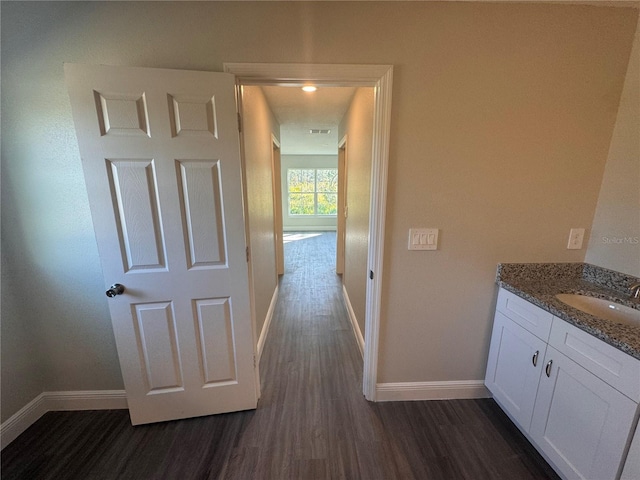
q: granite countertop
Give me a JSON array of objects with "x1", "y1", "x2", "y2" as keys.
[{"x1": 496, "y1": 263, "x2": 640, "y2": 361}]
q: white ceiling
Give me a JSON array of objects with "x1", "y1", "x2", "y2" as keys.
[{"x1": 261, "y1": 86, "x2": 357, "y2": 155}]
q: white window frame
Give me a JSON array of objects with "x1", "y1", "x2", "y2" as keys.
[{"x1": 286, "y1": 167, "x2": 338, "y2": 217}]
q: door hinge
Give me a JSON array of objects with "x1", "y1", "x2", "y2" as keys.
[
  {"x1": 253, "y1": 355, "x2": 257, "y2": 369},
  {"x1": 246, "y1": 246, "x2": 250, "y2": 263},
  {"x1": 237, "y1": 112, "x2": 242, "y2": 133},
  {"x1": 369, "y1": 270, "x2": 374, "y2": 280}
]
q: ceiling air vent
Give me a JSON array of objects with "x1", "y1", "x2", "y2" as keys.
[{"x1": 309, "y1": 129, "x2": 331, "y2": 134}]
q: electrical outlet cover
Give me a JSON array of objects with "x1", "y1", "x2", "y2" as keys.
[{"x1": 567, "y1": 228, "x2": 585, "y2": 250}]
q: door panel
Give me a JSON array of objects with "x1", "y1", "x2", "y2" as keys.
[
  {"x1": 176, "y1": 160, "x2": 226, "y2": 268},
  {"x1": 107, "y1": 159, "x2": 166, "y2": 272},
  {"x1": 94, "y1": 91, "x2": 150, "y2": 137},
  {"x1": 168, "y1": 94, "x2": 217, "y2": 137},
  {"x1": 194, "y1": 297, "x2": 237, "y2": 385},
  {"x1": 65, "y1": 63, "x2": 257, "y2": 425},
  {"x1": 133, "y1": 301, "x2": 183, "y2": 392}
]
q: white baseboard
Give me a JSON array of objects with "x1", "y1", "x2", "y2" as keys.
[
  {"x1": 1, "y1": 389, "x2": 127, "y2": 450},
  {"x1": 257, "y1": 285, "x2": 279, "y2": 362},
  {"x1": 1, "y1": 393, "x2": 48, "y2": 450},
  {"x1": 44, "y1": 390, "x2": 128, "y2": 412},
  {"x1": 342, "y1": 285, "x2": 364, "y2": 358},
  {"x1": 375, "y1": 380, "x2": 490, "y2": 402}
]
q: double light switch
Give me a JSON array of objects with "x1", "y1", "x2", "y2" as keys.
[{"x1": 408, "y1": 228, "x2": 439, "y2": 250}]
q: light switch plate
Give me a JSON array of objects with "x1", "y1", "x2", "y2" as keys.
[
  {"x1": 567, "y1": 228, "x2": 585, "y2": 250},
  {"x1": 408, "y1": 228, "x2": 439, "y2": 250}
]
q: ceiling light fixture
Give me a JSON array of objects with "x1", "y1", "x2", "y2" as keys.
[{"x1": 302, "y1": 86, "x2": 317, "y2": 93}]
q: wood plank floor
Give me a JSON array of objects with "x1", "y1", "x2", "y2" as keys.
[{"x1": 1, "y1": 232, "x2": 559, "y2": 479}]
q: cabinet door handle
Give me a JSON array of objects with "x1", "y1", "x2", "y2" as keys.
[
  {"x1": 532, "y1": 350, "x2": 539, "y2": 367},
  {"x1": 545, "y1": 359, "x2": 553, "y2": 377}
]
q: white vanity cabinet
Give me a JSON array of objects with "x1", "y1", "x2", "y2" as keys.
[
  {"x1": 530, "y1": 345, "x2": 637, "y2": 479},
  {"x1": 486, "y1": 287, "x2": 640, "y2": 480},
  {"x1": 485, "y1": 289, "x2": 552, "y2": 431}
]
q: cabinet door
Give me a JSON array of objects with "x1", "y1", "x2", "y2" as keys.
[
  {"x1": 485, "y1": 311, "x2": 547, "y2": 432},
  {"x1": 531, "y1": 347, "x2": 637, "y2": 480}
]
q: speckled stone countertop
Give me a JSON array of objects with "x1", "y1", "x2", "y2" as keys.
[{"x1": 496, "y1": 263, "x2": 640, "y2": 361}]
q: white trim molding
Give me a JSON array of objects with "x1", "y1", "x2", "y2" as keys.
[
  {"x1": 224, "y1": 63, "x2": 393, "y2": 403},
  {"x1": 1, "y1": 390, "x2": 127, "y2": 449},
  {"x1": 362, "y1": 64, "x2": 393, "y2": 401},
  {"x1": 224, "y1": 63, "x2": 392, "y2": 87},
  {"x1": 375, "y1": 381, "x2": 491, "y2": 402},
  {"x1": 1, "y1": 393, "x2": 48, "y2": 450},
  {"x1": 257, "y1": 285, "x2": 279, "y2": 361},
  {"x1": 43, "y1": 390, "x2": 128, "y2": 412},
  {"x1": 342, "y1": 285, "x2": 365, "y2": 358}
]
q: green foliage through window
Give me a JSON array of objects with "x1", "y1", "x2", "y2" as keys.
[{"x1": 288, "y1": 168, "x2": 338, "y2": 216}]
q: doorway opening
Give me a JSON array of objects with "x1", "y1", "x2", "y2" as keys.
[
  {"x1": 225, "y1": 63, "x2": 393, "y2": 401},
  {"x1": 258, "y1": 84, "x2": 370, "y2": 361}
]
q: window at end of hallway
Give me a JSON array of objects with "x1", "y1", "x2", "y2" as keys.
[{"x1": 287, "y1": 168, "x2": 338, "y2": 216}]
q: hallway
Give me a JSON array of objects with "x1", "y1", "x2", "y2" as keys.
[
  {"x1": 227, "y1": 231, "x2": 559, "y2": 479},
  {"x1": 1, "y1": 233, "x2": 558, "y2": 479},
  {"x1": 231, "y1": 231, "x2": 369, "y2": 477}
]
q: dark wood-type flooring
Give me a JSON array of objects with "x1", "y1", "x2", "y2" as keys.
[{"x1": 1, "y1": 232, "x2": 559, "y2": 479}]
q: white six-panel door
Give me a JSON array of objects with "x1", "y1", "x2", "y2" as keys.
[{"x1": 65, "y1": 64, "x2": 256, "y2": 425}]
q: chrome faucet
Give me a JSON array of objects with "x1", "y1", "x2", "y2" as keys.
[{"x1": 630, "y1": 283, "x2": 640, "y2": 299}]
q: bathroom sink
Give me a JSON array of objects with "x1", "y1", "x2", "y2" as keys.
[{"x1": 555, "y1": 294, "x2": 640, "y2": 327}]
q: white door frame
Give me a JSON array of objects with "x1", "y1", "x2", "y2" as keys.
[
  {"x1": 270, "y1": 134, "x2": 284, "y2": 276},
  {"x1": 224, "y1": 63, "x2": 393, "y2": 401},
  {"x1": 336, "y1": 135, "x2": 347, "y2": 276}
]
